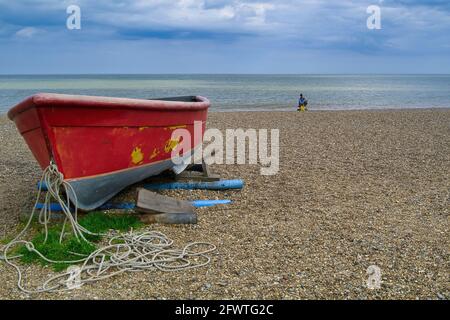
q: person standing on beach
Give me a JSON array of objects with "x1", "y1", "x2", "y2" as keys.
[{"x1": 298, "y1": 93, "x2": 308, "y2": 111}]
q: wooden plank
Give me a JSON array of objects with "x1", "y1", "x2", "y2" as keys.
[
  {"x1": 186, "y1": 163, "x2": 204, "y2": 172},
  {"x1": 135, "y1": 188, "x2": 194, "y2": 214},
  {"x1": 202, "y1": 160, "x2": 212, "y2": 177},
  {"x1": 177, "y1": 160, "x2": 221, "y2": 181}
]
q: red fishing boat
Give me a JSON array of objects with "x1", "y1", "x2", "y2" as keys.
[{"x1": 8, "y1": 93, "x2": 209, "y2": 210}]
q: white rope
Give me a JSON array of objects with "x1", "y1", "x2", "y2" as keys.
[{"x1": 1, "y1": 162, "x2": 216, "y2": 294}]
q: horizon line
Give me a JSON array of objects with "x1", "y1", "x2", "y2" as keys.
[{"x1": 1, "y1": 73, "x2": 450, "y2": 76}]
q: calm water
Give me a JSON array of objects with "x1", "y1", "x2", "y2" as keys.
[{"x1": 0, "y1": 74, "x2": 449, "y2": 114}]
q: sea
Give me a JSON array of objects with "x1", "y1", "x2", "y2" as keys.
[{"x1": 0, "y1": 74, "x2": 449, "y2": 114}]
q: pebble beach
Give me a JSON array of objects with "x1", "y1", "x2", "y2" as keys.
[{"x1": 0, "y1": 109, "x2": 448, "y2": 300}]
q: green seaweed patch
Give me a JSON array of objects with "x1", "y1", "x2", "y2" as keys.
[
  {"x1": 79, "y1": 212, "x2": 143, "y2": 234},
  {"x1": 16, "y1": 212, "x2": 143, "y2": 271},
  {"x1": 18, "y1": 230, "x2": 96, "y2": 271}
]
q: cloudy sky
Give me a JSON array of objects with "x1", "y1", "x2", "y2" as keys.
[{"x1": 0, "y1": 0, "x2": 449, "y2": 74}]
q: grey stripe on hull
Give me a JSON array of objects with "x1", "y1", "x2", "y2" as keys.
[
  {"x1": 66, "y1": 158, "x2": 176, "y2": 211},
  {"x1": 66, "y1": 147, "x2": 197, "y2": 211}
]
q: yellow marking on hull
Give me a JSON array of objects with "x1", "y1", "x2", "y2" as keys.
[
  {"x1": 165, "y1": 125, "x2": 187, "y2": 130},
  {"x1": 66, "y1": 147, "x2": 199, "y2": 182},
  {"x1": 150, "y1": 148, "x2": 160, "y2": 160},
  {"x1": 139, "y1": 126, "x2": 149, "y2": 131},
  {"x1": 131, "y1": 147, "x2": 144, "y2": 165},
  {"x1": 164, "y1": 137, "x2": 181, "y2": 153}
]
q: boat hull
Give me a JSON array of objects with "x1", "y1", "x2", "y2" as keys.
[
  {"x1": 66, "y1": 151, "x2": 195, "y2": 211},
  {"x1": 8, "y1": 93, "x2": 209, "y2": 210}
]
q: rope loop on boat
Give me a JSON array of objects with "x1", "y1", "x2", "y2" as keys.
[{"x1": 1, "y1": 162, "x2": 216, "y2": 294}]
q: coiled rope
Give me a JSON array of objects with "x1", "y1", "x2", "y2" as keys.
[{"x1": 1, "y1": 162, "x2": 216, "y2": 293}]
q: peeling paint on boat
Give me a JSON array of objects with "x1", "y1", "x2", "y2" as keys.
[
  {"x1": 7, "y1": 93, "x2": 209, "y2": 210},
  {"x1": 131, "y1": 147, "x2": 144, "y2": 165},
  {"x1": 166, "y1": 125, "x2": 187, "y2": 130},
  {"x1": 150, "y1": 148, "x2": 160, "y2": 160},
  {"x1": 164, "y1": 138, "x2": 180, "y2": 153}
]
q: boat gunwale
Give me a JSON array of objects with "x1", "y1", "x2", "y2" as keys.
[{"x1": 7, "y1": 93, "x2": 210, "y2": 120}]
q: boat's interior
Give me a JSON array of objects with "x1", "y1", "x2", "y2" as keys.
[{"x1": 151, "y1": 96, "x2": 199, "y2": 102}]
